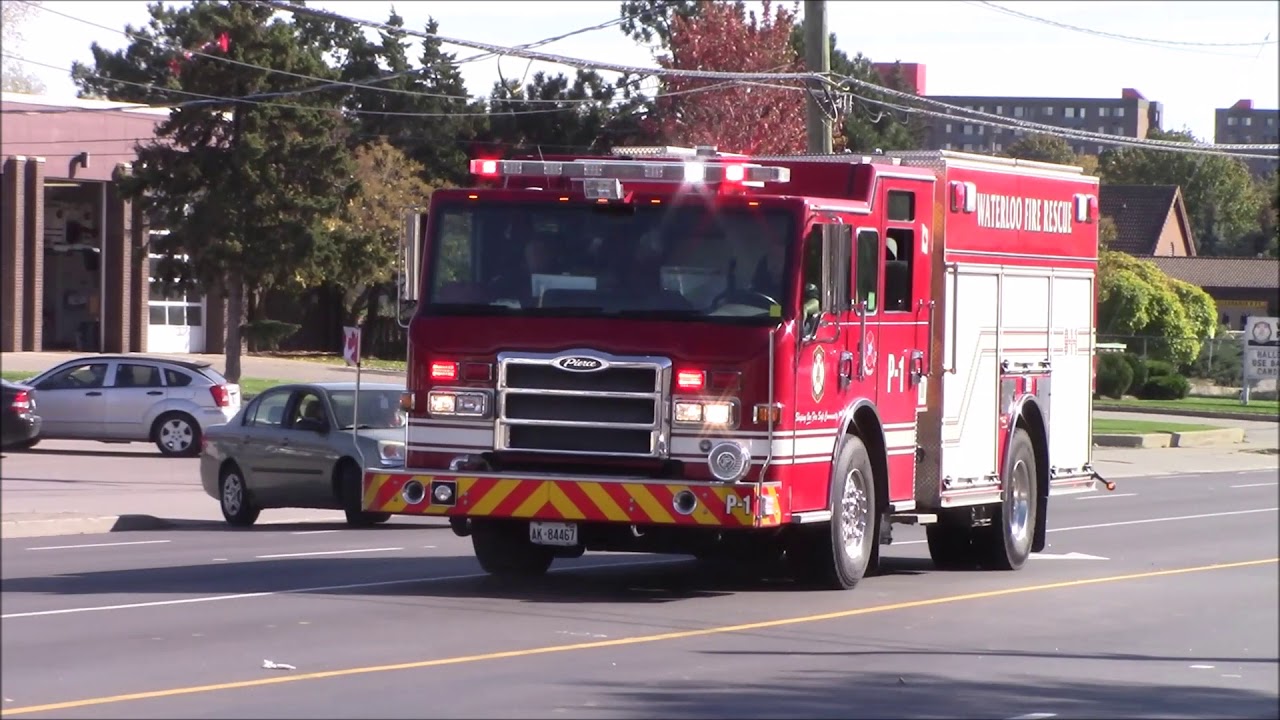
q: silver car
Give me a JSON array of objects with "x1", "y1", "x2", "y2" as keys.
[
  {"x1": 15, "y1": 355, "x2": 241, "y2": 456},
  {"x1": 200, "y1": 382, "x2": 408, "y2": 528}
]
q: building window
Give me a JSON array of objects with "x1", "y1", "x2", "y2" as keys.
[
  {"x1": 995, "y1": 105, "x2": 1004, "y2": 114},
  {"x1": 1065, "y1": 108, "x2": 1076, "y2": 118},
  {"x1": 1044, "y1": 106, "x2": 1055, "y2": 116},
  {"x1": 1244, "y1": 117, "x2": 1253, "y2": 126},
  {"x1": 1097, "y1": 145, "x2": 1105, "y2": 154},
  {"x1": 1013, "y1": 106, "x2": 1024, "y2": 118},
  {"x1": 943, "y1": 142, "x2": 953, "y2": 150},
  {"x1": 963, "y1": 143, "x2": 975, "y2": 151},
  {"x1": 1113, "y1": 125, "x2": 1124, "y2": 135},
  {"x1": 1099, "y1": 107, "x2": 1110, "y2": 117},
  {"x1": 945, "y1": 123, "x2": 953, "y2": 133},
  {"x1": 1115, "y1": 107, "x2": 1125, "y2": 118},
  {"x1": 993, "y1": 142, "x2": 1003, "y2": 152},
  {"x1": 148, "y1": 254, "x2": 203, "y2": 328},
  {"x1": 963, "y1": 125, "x2": 974, "y2": 135},
  {"x1": 977, "y1": 125, "x2": 986, "y2": 135},
  {"x1": 1267, "y1": 117, "x2": 1276, "y2": 127}
]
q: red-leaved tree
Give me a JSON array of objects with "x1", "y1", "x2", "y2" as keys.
[{"x1": 651, "y1": 0, "x2": 807, "y2": 155}]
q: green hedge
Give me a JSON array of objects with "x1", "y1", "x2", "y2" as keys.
[
  {"x1": 1138, "y1": 374, "x2": 1191, "y2": 400},
  {"x1": 1096, "y1": 353, "x2": 1134, "y2": 399}
]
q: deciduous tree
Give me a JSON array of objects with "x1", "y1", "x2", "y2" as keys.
[
  {"x1": 1005, "y1": 134, "x2": 1076, "y2": 165},
  {"x1": 1097, "y1": 249, "x2": 1216, "y2": 365},
  {"x1": 72, "y1": 0, "x2": 354, "y2": 381},
  {"x1": 1099, "y1": 129, "x2": 1265, "y2": 255},
  {"x1": 1, "y1": 0, "x2": 47, "y2": 93},
  {"x1": 325, "y1": 139, "x2": 435, "y2": 327},
  {"x1": 651, "y1": 0, "x2": 806, "y2": 154}
]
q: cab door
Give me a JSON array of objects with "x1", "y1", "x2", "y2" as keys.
[
  {"x1": 873, "y1": 185, "x2": 933, "y2": 505},
  {"x1": 791, "y1": 222, "x2": 851, "y2": 512}
]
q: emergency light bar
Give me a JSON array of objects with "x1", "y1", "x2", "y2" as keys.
[{"x1": 469, "y1": 158, "x2": 790, "y2": 185}]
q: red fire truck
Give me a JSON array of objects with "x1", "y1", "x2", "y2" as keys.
[{"x1": 363, "y1": 146, "x2": 1109, "y2": 590}]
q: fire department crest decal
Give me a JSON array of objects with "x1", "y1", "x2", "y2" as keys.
[
  {"x1": 863, "y1": 330, "x2": 877, "y2": 376},
  {"x1": 811, "y1": 345, "x2": 826, "y2": 401}
]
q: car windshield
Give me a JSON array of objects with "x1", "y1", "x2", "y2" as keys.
[
  {"x1": 424, "y1": 200, "x2": 796, "y2": 323},
  {"x1": 328, "y1": 389, "x2": 406, "y2": 430}
]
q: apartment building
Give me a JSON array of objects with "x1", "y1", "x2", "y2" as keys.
[
  {"x1": 922, "y1": 88, "x2": 1164, "y2": 156},
  {"x1": 1215, "y1": 99, "x2": 1279, "y2": 177}
]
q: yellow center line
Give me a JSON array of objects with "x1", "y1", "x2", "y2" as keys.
[{"x1": 3, "y1": 557, "x2": 1274, "y2": 716}]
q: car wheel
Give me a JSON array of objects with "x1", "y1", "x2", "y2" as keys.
[
  {"x1": 154, "y1": 412, "x2": 201, "y2": 457},
  {"x1": 14, "y1": 437, "x2": 39, "y2": 451},
  {"x1": 219, "y1": 463, "x2": 260, "y2": 527},
  {"x1": 337, "y1": 460, "x2": 391, "y2": 527}
]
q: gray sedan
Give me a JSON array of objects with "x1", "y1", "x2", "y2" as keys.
[{"x1": 200, "y1": 381, "x2": 408, "y2": 528}]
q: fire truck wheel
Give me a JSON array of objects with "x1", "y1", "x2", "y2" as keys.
[
  {"x1": 471, "y1": 520, "x2": 555, "y2": 578},
  {"x1": 979, "y1": 427, "x2": 1037, "y2": 570},
  {"x1": 800, "y1": 434, "x2": 877, "y2": 590}
]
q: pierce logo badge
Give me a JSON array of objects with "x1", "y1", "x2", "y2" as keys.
[{"x1": 553, "y1": 356, "x2": 608, "y2": 372}]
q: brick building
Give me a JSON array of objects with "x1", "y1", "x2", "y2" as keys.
[
  {"x1": 0, "y1": 92, "x2": 224, "y2": 355},
  {"x1": 1214, "y1": 99, "x2": 1279, "y2": 177}
]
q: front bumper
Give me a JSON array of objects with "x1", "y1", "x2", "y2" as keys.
[{"x1": 362, "y1": 470, "x2": 785, "y2": 529}]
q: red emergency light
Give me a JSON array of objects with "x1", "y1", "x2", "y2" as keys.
[
  {"x1": 675, "y1": 369, "x2": 706, "y2": 391},
  {"x1": 429, "y1": 360, "x2": 459, "y2": 382}
]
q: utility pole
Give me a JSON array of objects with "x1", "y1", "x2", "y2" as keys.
[{"x1": 803, "y1": 0, "x2": 832, "y2": 154}]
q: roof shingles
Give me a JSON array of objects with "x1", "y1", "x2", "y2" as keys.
[
  {"x1": 1145, "y1": 256, "x2": 1279, "y2": 290},
  {"x1": 1099, "y1": 185, "x2": 1182, "y2": 255}
]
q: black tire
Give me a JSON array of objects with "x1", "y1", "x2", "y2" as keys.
[
  {"x1": 975, "y1": 428, "x2": 1037, "y2": 570},
  {"x1": 219, "y1": 463, "x2": 260, "y2": 527},
  {"x1": 13, "y1": 437, "x2": 39, "y2": 451},
  {"x1": 796, "y1": 434, "x2": 877, "y2": 590},
  {"x1": 337, "y1": 460, "x2": 391, "y2": 527},
  {"x1": 153, "y1": 412, "x2": 201, "y2": 457},
  {"x1": 471, "y1": 519, "x2": 555, "y2": 578}
]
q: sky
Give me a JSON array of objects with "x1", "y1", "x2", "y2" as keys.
[{"x1": 7, "y1": 0, "x2": 1279, "y2": 143}]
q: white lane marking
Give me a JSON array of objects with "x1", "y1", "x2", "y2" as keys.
[
  {"x1": 1031, "y1": 552, "x2": 1108, "y2": 560},
  {"x1": 1049, "y1": 507, "x2": 1278, "y2": 533},
  {"x1": 1075, "y1": 493, "x2": 1137, "y2": 501},
  {"x1": 211, "y1": 558, "x2": 228, "y2": 562},
  {"x1": 1222, "y1": 673, "x2": 1243, "y2": 678},
  {"x1": 0, "y1": 559, "x2": 684, "y2": 619},
  {"x1": 25, "y1": 540, "x2": 171, "y2": 551},
  {"x1": 1008, "y1": 714, "x2": 1057, "y2": 720},
  {"x1": 1190, "y1": 664, "x2": 1215, "y2": 669},
  {"x1": 1231, "y1": 482, "x2": 1278, "y2": 489},
  {"x1": 255, "y1": 547, "x2": 402, "y2": 559},
  {"x1": 893, "y1": 507, "x2": 1280, "y2": 546},
  {"x1": 291, "y1": 530, "x2": 340, "y2": 535}
]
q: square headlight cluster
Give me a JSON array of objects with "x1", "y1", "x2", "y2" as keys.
[
  {"x1": 427, "y1": 389, "x2": 490, "y2": 418},
  {"x1": 673, "y1": 400, "x2": 736, "y2": 427}
]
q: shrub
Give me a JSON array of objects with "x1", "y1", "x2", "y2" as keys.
[
  {"x1": 1121, "y1": 353, "x2": 1148, "y2": 391},
  {"x1": 1095, "y1": 353, "x2": 1134, "y2": 399},
  {"x1": 1139, "y1": 374, "x2": 1191, "y2": 400},
  {"x1": 1144, "y1": 359, "x2": 1177, "y2": 379}
]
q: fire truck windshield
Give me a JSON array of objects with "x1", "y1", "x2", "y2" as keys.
[{"x1": 424, "y1": 199, "x2": 796, "y2": 323}]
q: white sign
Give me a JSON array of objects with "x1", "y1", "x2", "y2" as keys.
[
  {"x1": 1243, "y1": 316, "x2": 1279, "y2": 381},
  {"x1": 342, "y1": 326, "x2": 362, "y2": 367}
]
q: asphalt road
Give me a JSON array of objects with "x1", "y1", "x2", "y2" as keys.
[{"x1": 1, "y1": 469, "x2": 1277, "y2": 719}]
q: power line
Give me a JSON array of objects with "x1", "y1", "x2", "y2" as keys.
[
  {"x1": 971, "y1": 1, "x2": 1277, "y2": 49},
  {"x1": 258, "y1": 0, "x2": 1280, "y2": 155}
]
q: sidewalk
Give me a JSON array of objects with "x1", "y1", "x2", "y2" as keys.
[{"x1": 0, "y1": 351, "x2": 402, "y2": 384}]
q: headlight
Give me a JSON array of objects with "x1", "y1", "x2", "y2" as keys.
[
  {"x1": 673, "y1": 400, "x2": 736, "y2": 427},
  {"x1": 376, "y1": 441, "x2": 406, "y2": 466},
  {"x1": 427, "y1": 390, "x2": 489, "y2": 418}
]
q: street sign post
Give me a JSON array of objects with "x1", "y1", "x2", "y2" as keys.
[
  {"x1": 343, "y1": 325, "x2": 367, "y2": 466},
  {"x1": 1241, "y1": 316, "x2": 1279, "y2": 405}
]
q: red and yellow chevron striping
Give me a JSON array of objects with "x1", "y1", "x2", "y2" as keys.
[{"x1": 362, "y1": 472, "x2": 785, "y2": 528}]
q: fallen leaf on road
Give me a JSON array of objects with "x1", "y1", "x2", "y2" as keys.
[{"x1": 262, "y1": 659, "x2": 297, "y2": 671}]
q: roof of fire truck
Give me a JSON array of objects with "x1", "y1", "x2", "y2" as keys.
[{"x1": 466, "y1": 145, "x2": 1094, "y2": 208}]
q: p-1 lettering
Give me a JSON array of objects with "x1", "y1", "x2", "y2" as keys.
[{"x1": 725, "y1": 494, "x2": 752, "y2": 516}]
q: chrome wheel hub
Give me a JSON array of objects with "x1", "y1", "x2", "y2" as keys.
[
  {"x1": 840, "y1": 468, "x2": 869, "y2": 560},
  {"x1": 1008, "y1": 459, "x2": 1032, "y2": 549},
  {"x1": 160, "y1": 418, "x2": 193, "y2": 452},
  {"x1": 222, "y1": 474, "x2": 244, "y2": 516}
]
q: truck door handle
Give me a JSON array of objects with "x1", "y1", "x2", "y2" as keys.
[
  {"x1": 85, "y1": 391, "x2": 102, "y2": 396},
  {"x1": 838, "y1": 351, "x2": 854, "y2": 390},
  {"x1": 147, "y1": 390, "x2": 163, "y2": 396}
]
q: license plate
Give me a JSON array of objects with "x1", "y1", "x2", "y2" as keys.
[{"x1": 529, "y1": 521, "x2": 578, "y2": 547}]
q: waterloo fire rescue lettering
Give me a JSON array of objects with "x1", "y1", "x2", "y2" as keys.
[
  {"x1": 975, "y1": 191, "x2": 1074, "y2": 234},
  {"x1": 366, "y1": 147, "x2": 1105, "y2": 593}
]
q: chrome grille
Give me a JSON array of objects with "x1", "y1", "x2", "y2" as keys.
[{"x1": 496, "y1": 350, "x2": 671, "y2": 458}]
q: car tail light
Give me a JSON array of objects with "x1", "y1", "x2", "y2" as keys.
[
  {"x1": 209, "y1": 385, "x2": 231, "y2": 407},
  {"x1": 10, "y1": 390, "x2": 30, "y2": 413}
]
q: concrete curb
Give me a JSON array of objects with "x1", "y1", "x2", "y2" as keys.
[
  {"x1": 1093, "y1": 404, "x2": 1278, "y2": 423},
  {"x1": 1092, "y1": 427, "x2": 1247, "y2": 449},
  {"x1": 0, "y1": 512, "x2": 451, "y2": 539}
]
